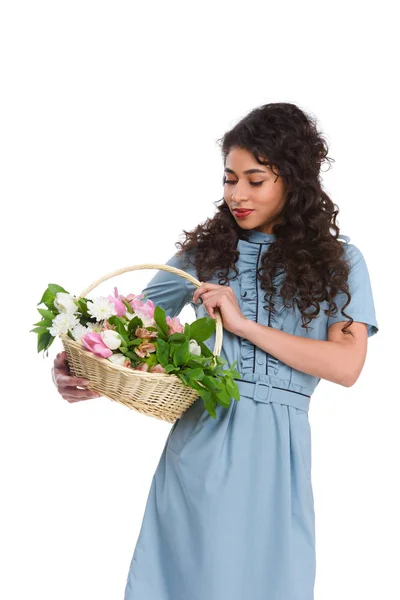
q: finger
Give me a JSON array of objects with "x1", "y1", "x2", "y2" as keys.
[
  {"x1": 56, "y1": 374, "x2": 90, "y2": 387},
  {"x1": 193, "y1": 287, "x2": 202, "y2": 303},
  {"x1": 54, "y1": 351, "x2": 68, "y2": 366},
  {"x1": 60, "y1": 388, "x2": 100, "y2": 400},
  {"x1": 193, "y1": 282, "x2": 208, "y2": 303},
  {"x1": 63, "y1": 394, "x2": 98, "y2": 403}
]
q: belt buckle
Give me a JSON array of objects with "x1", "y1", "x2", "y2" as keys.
[{"x1": 254, "y1": 381, "x2": 272, "y2": 404}]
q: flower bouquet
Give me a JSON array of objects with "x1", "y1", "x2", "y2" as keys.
[{"x1": 31, "y1": 264, "x2": 241, "y2": 423}]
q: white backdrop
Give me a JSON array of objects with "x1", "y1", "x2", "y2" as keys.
[{"x1": 1, "y1": 1, "x2": 399, "y2": 598}]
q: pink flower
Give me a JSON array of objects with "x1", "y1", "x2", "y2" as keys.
[
  {"x1": 80, "y1": 332, "x2": 113, "y2": 358},
  {"x1": 129, "y1": 297, "x2": 156, "y2": 319},
  {"x1": 125, "y1": 292, "x2": 145, "y2": 302},
  {"x1": 150, "y1": 364, "x2": 166, "y2": 373},
  {"x1": 134, "y1": 342, "x2": 156, "y2": 358},
  {"x1": 166, "y1": 315, "x2": 184, "y2": 335},
  {"x1": 107, "y1": 286, "x2": 127, "y2": 317},
  {"x1": 135, "y1": 362, "x2": 149, "y2": 372},
  {"x1": 135, "y1": 327, "x2": 158, "y2": 339},
  {"x1": 123, "y1": 359, "x2": 132, "y2": 369}
]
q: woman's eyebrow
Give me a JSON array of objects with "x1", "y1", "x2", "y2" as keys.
[{"x1": 224, "y1": 167, "x2": 268, "y2": 175}]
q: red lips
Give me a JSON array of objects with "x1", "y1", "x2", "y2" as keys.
[{"x1": 233, "y1": 209, "x2": 254, "y2": 218}]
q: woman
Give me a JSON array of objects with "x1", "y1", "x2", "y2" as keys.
[{"x1": 52, "y1": 102, "x2": 379, "y2": 600}]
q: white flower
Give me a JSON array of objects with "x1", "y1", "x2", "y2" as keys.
[
  {"x1": 49, "y1": 313, "x2": 80, "y2": 336},
  {"x1": 86, "y1": 321, "x2": 105, "y2": 333},
  {"x1": 100, "y1": 330, "x2": 122, "y2": 350},
  {"x1": 189, "y1": 339, "x2": 201, "y2": 356},
  {"x1": 87, "y1": 297, "x2": 117, "y2": 321},
  {"x1": 54, "y1": 292, "x2": 78, "y2": 315},
  {"x1": 71, "y1": 323, "x2": 89, "y2": 341},
  {"x1": 108, "y1": 353, "x2": 127, "y2": 366}
]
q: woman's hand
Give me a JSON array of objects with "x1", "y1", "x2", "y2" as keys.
[
  {"x1": 51, "y1": 351, "x2": 101, "y2": 403},
  {"x1": 192, "y1": 282, "x2": 247, "y2": 336}
]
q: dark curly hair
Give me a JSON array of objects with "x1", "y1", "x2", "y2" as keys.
[{"x1": 175, "y1": 102, "x2": 355, "y2": 336}]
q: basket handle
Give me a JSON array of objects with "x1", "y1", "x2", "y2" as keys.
[{"x1": 77, "y1": 263, "x2": 223, "y2": 357}]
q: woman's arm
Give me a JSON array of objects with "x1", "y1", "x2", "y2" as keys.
[{"x1": 235, "y1": 318, "x2": 368, "y2": 387}]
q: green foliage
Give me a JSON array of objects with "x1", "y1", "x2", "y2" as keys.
[
  {"x1": 188, "y1": 316, "x2": 216, "y2": 343},
  {"x1": 172, "y1": 339, "x2": 190, "y2": 367},
  {"x1": 127, "y1": 315, "x2": 144, "y2": 337},
  {"x1": 107, "y1": 316, "x2": 130, "y2": 345},
  {"x1": 156, "y1": 338, "x2": 169, "y2": 367},
  {"x1": 31, "y1": 284, "x2": 242, "y2": 419},
  {"x1": 153, "y1": 306, "x2": 170, "y2": 339},
  {"x1": 76, "y1": 298, "x2": 91, "y2": 318}
]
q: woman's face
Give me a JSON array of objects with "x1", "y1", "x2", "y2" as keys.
[{"x1": 223, "y1": 146, "x2": 286, "y2": 234}]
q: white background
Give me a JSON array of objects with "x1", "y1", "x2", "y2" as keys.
[{"x1": 1, "y1": 1, "x2": 399, "y2": 598}]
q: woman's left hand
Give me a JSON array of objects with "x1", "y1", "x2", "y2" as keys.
[{"x1": 192, "y1": 282, "x2": 247, "y2": 336}]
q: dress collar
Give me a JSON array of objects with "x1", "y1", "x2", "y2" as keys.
[{"x1": 239, "y1": 228, "x2": 276, "y2": 244}]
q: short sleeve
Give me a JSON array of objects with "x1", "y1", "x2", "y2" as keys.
[
  {"x1": 327, "y1": 243, "x2": 379, "y2": 338},
  {"x1": 138, "y1": 250, "x2": 198, "y2": 318}
]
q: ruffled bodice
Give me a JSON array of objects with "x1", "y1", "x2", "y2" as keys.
[{"x1": 236, "y1": 229, "x2": 287, "y2": 376}]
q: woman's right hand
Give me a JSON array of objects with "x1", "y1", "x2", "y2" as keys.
[{"x1": 52, "y1": 351, "x2": 101, "y2": 403}]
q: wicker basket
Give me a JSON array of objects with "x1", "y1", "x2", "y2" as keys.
[{"x1": 59, "y1": 263, "x2": 223, "y2": 423}]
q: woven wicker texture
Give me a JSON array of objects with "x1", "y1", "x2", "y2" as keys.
[{"x1": 60, "y1": 263, "x2": 223, "y2": 423}]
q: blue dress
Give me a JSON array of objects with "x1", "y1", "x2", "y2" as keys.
[{"x1": 124, "y1": 228, "x2": 379, "y2": 600}]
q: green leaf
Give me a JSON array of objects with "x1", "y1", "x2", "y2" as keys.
[
  {"x1": 154, "y1": 324, "x2": 167, "y2": 341},
  {"x1": 44, "y1": 334, "x2": 56, "y2": 353},
  {"x1": 189, "y1": 384, "x2": 216, "y2": 414},
  {"x1": 107, "y1": 316, "x2": 130, "y2": 344},
  {"x1": 214, "y1": 355, "x2": 227, "y2": 365},
  {"x1": 188, "y1": 316, "x2": 216, "y2": 343},
  {"x1": 48, "y1": 283, "x2": 69, "y2": 295},
  {"x1": 32, "y1": 319, "x2": 52, "y2": 328},
  {"x1": 127, "y1": 316, "x2": 143, "y2": 336},
  {"x1": 189, "y1": 381, "x2": 214, "y2": 411},
  {"x1": 153, "y1": 306, "x2": 170, "y2": 338},
  {"x1": 168, "y1": 332, "x2": 187, "y2": 343},
  {"x1": 201, "y1": 375, "x2": 223, "y2": 393},
  {"x1": 169, "y1": 342, "x2": 181, "y2": 358},
  {"x1": 76, "y1": 298, "x2": 90, "y2": 318},
  {"x1": 37, "y1": 331, "x2": 53, "y2": 353},
  {"x1": 124, "y1": 350, "x2": 140, "y2": 361},
  {"x1": 37, "y1": 287, "x2": 55, "y2": 308},
  {"x1": 126, "y1": 338, "x2": 144, "y2": 347},
  {"x1": 30, "y1": 326, "x2": 51, "y2": 334},
  {"x1": 156, "y1": 338, "x2": 169, "y2": 367},
  {"x1": 182, "y1": 367, "x2": 204, "y2": 381},
  {"x1": 198, "y1": 340, "x2": 214, "y2": 357},
  {"x1": 37, "y1": 308, "x2": 57, "y2": 321},
  {"x1": 187, "y1": 357, "x2": 211, "y2": 368},
  {"x1": 227, "y1": 361, "x2": 242, "y2": 379},
  {"x1": 177, "y1": 372, "x2": 189, "y2": 386},
  {"x1": 225, "y1": 377, "x2": 241, "y2": 400},
  {"x1": 172, "y1": 339, "x2": 190, "y2": 367},
  {"x1": 165, "y1": 364, "x2": 178, "y2": 373},
  {"x1": 205, "y1": 394, "x2": 218, "y2": 417},
  {"x1": 212, "y1": 385, "x2": 231, "y2": 408}
]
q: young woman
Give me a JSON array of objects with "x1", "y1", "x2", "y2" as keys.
[{"x1": 52, "y1": 102, "x2": 379, "y2": 600}]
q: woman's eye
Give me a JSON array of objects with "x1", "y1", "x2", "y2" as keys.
[{"x1": 224, "y1": 180, "x2": 264, "y2": 186}]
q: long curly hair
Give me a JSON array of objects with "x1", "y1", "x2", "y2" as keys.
[{"x1": 175, "y1": 102, "x2": 354, "y2": 335}]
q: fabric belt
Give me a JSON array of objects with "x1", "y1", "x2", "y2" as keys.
[{"x1": 234, "y1": 378, "x2": 311, "y2": 412}]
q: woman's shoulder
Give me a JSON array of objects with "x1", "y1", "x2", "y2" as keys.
[{"x1": 337, "y1": 234, "x2": 365, "y2": 262}]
